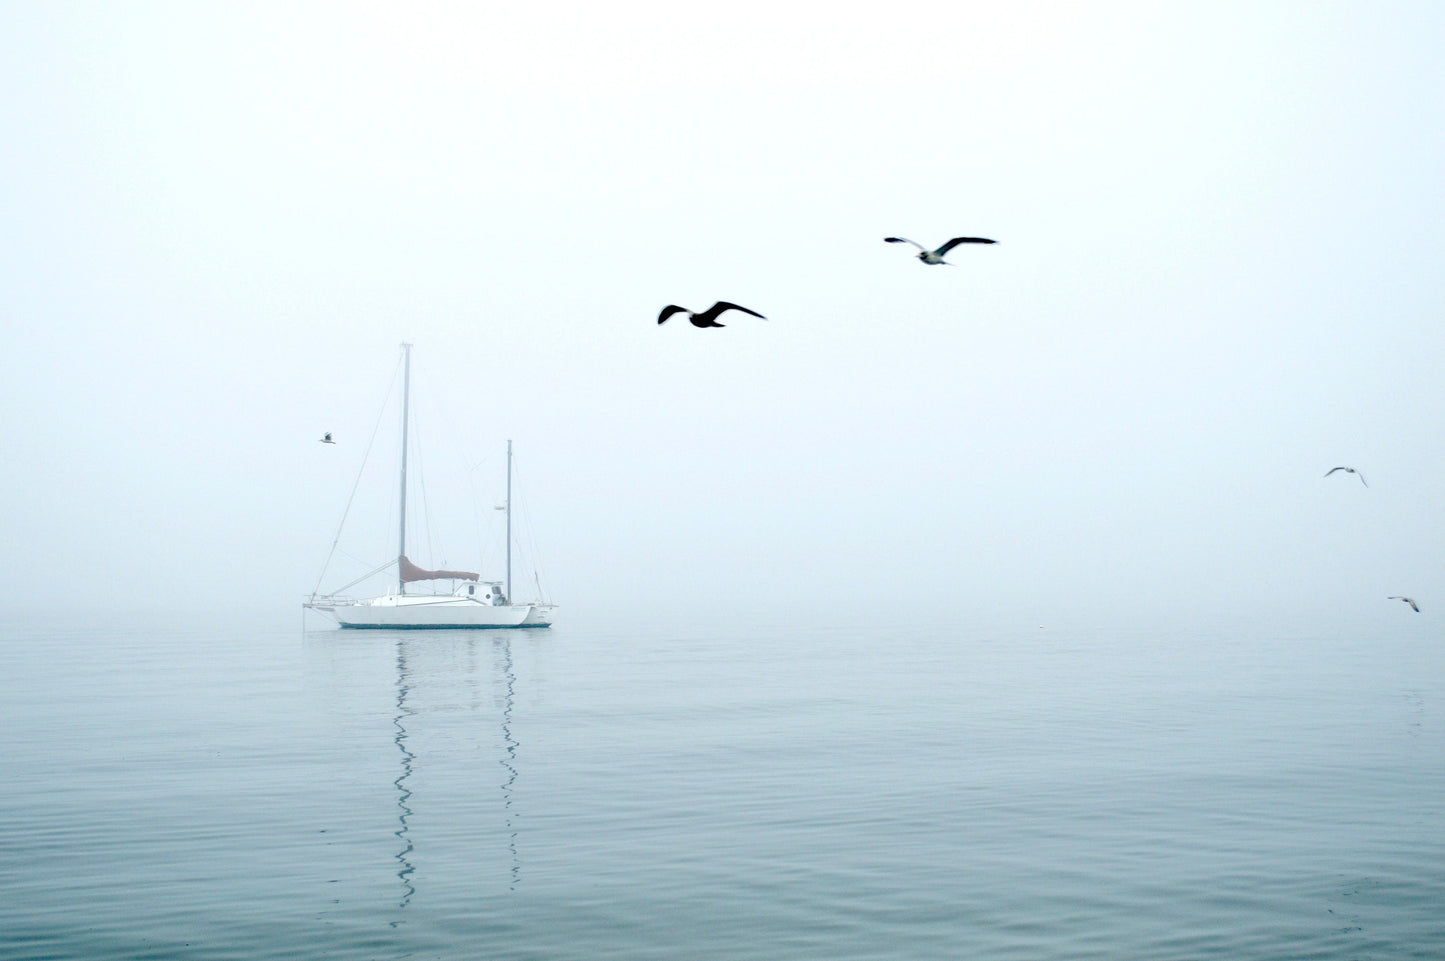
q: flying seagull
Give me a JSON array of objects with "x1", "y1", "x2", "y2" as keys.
[
  {"x1": 884, "y1": 236, "x2": 997, "y2": 265},
  {"x1": 319, "y1": 432, "x2": 336, "y2": 444},
  {"x1": 1389, "y1": 595, "x2": 1420, "y2": 612},
  {"x1": 1324, "y1": 466, "x2": 1366, "y2": 486},
  {"x1": 657, "y1": 302, "x2": 767, "y2": 328}
]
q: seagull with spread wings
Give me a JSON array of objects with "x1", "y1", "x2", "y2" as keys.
[
  {"x1": 657, "y1": 302, "x2": 767, "y2": 328},
  {"x1": 1324, "y1": 466, "x2": 1366, "y2": 486},
  {"x1": 1389, "y1": 596, "x2": 1420, "y2": 612},
  {"x1": 884, "y1": 235, "x2": 997, "y2": 265}
]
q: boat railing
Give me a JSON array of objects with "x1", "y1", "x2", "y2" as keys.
[{"x1": 304, "y1": 593, "x2": 360, "y2": 607}]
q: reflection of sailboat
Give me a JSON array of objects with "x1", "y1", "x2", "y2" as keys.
[
  {"x1": 497, "y1": 636, "x2": 521, "y2": 890},
  {"x1": 380, "y1": 634, "x2": 528, "y2": 908},
  {"x1": 392, "y1": 642, "x2": 416, "y2": 911},
  {"x1": 305, "y1": 343, "x2": 557, "y2": 629}
]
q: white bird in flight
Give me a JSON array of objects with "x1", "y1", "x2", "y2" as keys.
[
  {"x1": 884, "y1": 236, "x2": 997, "y2": 265},
  {"x1": 1389, "y1": 595, "x2": 1420, "y2": 612},
  {"x1": 1324, "y1": 466, "x2": 1366, "y2": 486},
  {"x1": 319, "y1": 432, "x2": 336, "y2": 444}
]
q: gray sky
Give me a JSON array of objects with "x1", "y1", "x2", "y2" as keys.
[{"x1": 3, "y1": 2, "x2": 1443, "y2": 631}]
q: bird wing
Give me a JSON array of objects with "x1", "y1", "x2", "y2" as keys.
[
  {"x1": 1357, "y1": 472, "x2": 1368, "y2": 487},
  {"x1": 707, "y1": 301, "x2": 767, "y2": 322},
  {"x1": 936, "y1": 237, "x2": 998, "y2": 254},
  {"x1": 1324, "y1": 467, "x2": 1345, "y2": 476},
  {"x1": 658, "y1": 305, "x2": 687, "y2": 325},
  {"x1": 884, "y1": 237, "x2": 926, "y2": 252}
]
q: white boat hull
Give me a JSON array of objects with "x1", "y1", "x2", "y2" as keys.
[{"x1": 310, "y1": 594, "x2": 556, "y2": 629}]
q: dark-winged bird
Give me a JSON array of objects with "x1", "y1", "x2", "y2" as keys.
[
  {"x1": 1389, "y1": 595, "x2": 1420, "y2": 612},
  {"x1": 657, "y1": 302, "x2": 767, "y2": 328},
  {"x1": 1324, "y1": 466, "x2": 1366, "y2": 486},
  {"x1": 884, "y1": 236, "x2": 996, "y2": 265},
  {"x1": 319, "y1": 432, "x2": 336, "y2": 444}
]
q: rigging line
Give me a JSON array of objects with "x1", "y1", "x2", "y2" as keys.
[
  {"x1": 471, "y1": 461, "x2": 498, "y2": 572},
  {"x1": 411, "y1": 399, "x2": 436, "y2": 568},
  {"x1": 466, "y1": 461, "x2": 490, "y2": 578},
  {"x1": 510, "y1": 460, "x2": 529, "y2": 576},
  {"x1": 414, "y1": 353, "x2": 501, "y2": 513},
  {"x1": 313, "y1": 352, "x2": 404, "y2": 596},
  {"x1": 466, "y1": 451, "x2": 498, "y2": 572},
  {"x1": 335, "y1": 546, "x2": 379, "y2": 571},
  {"x1": 410, "y1": 354, "x2": 503, "y2": 572},
  {"x1": 511, "y1": 458, "x2": 551, "y2": 600},
  {"x1": 513, "y1": 458, "x2": 547, "y2": 568},
  {"x1": 332, "y1": 556, "x2": 400, "y2": 595}
]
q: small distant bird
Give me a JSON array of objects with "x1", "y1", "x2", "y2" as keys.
[
  {"x1": 1389, "y1": 595, "x2": 1420, "y2": 612},
  {"x1": 319, "y1": 432, "x2": 336, "y2": 444},
  {"x1": 1324, "y1": 466, "x2": 1366, "y2": 486},
  {"x1": 657, "y1": 302, "x2": 767, "y2": 328},
  {"x1": 884, "y1": 236, "x2": 997, "y2": 265}
]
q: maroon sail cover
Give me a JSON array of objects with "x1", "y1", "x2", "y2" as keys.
[{"x1": 399, "y1": 555, "x2": 479, "y2": 583}]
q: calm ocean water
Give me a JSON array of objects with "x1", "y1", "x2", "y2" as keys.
[{"x1": 2, "y1": 611, "x2": 1441, "y2": 960}]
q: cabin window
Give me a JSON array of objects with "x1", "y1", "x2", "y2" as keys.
[{"x1": 467, "y1": 585, "x2": 475, "y2": 596}]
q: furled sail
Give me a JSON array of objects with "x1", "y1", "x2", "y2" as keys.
[{"x1": 399, "y1": 555, "x2": 479, "y2": 583}]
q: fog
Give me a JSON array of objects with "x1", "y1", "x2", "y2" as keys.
[{"x1": 3, "y1": 2, "x2": 1443, "y2": 633}]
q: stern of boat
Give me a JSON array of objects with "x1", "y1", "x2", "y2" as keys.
[{"x1": 521, "y1": 604, "x2": 557, "y2": 627}]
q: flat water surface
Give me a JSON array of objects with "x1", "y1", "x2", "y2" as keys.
[{"x1": 2, "y1": 613, "x2": 1442, "y2": 959}]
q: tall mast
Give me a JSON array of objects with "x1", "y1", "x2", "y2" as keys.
[
  {"x1": 398, "y1": 342, "x2": 412, "y2": 594},
  {"x1": 505, "y1": 438, "x2": 513, "y2": 600}
]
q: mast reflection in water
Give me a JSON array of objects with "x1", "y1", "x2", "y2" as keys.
[
  {"x1": 392, "y1": 641, "x2": 416, "y2": 913},
  {"x1": 497, "y1": 636, "x2": 520, "y2": 890},
  {"x1": 383, "y1": 632, "x2": 532, "y2": 916}
]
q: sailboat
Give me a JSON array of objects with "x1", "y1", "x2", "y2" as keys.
[{"x1": 304, "y1": 343, "x2": 557, "y2": 629}]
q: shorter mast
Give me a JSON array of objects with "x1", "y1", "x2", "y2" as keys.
[{"x1": 505, "y1": 439, "x2": 513, "y2": 601}]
